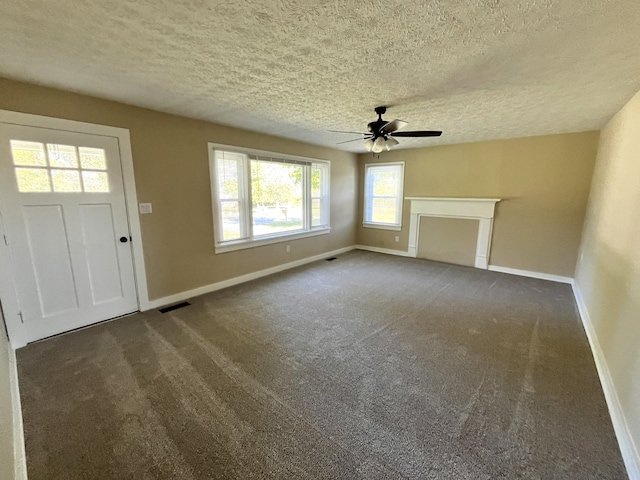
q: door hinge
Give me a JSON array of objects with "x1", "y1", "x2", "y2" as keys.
[
  {"x1": 18, "y1": 311, "x2": 24, "y2": 323},
  {"x1": 2, "y1": 235, "x2": 7, "y2": 246}
]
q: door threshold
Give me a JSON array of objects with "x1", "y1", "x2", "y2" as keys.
[{"x1": 26, "y1": 311, "x2": 139, "y2": 346}]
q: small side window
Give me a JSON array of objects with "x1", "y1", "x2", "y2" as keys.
[{"x1": 363, "y1": 162, "x2": 405, "y2": 230}]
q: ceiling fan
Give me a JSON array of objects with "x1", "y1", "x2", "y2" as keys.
[{"x1": 331, "y1": 106, "x2": 442, "y2": 153}]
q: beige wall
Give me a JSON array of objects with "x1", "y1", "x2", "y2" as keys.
[
  {"x1": 0, "y1": 78, "x2": 358, "y2": 300},
  {"x1": 357, "y1": 132, "x2": 599, "y2": 277},
  {"x1": 0, "y1": 306, "x2": 16, "y2": 480},
  {"x1": 417, "y1": 217, "x2": 478, "y2": 267},
  {"x1": 575, "y1": 90, "x2": 640, "y2": 470}
]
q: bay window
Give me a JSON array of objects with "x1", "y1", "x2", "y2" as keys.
[{"x1": 209, "y1": 144, "x2": 330, "y2": 253}]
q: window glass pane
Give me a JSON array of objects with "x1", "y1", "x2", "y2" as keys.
[
  {"x1": 217, "y1": 158, "x2": 240, "y2": 199},
  {"x1": 79, "y1": 147, "x2": 107, "y2": 170},
  {"x1": 365, "y1": 164, "x2": 403, "y2": 226},
  {"x1": 82, "y1": 171, "x2": 110, "y2": 192},
  {"x1": 311, "y1": 166, "x2": 322, "y2": 197},
  {"x1": 372, "y1": 168, "x2": 399, "y2": 196},
  {"x1": 51, "y1": 169, "x2": 82, "y2": 192},
  {"x1": 47, "y1": 144, "x2": 78, "y2": 168},
  {"x1": 221, "y1": 200, "x2": 241, "y2": 241},
  {"x1": 15, "y1": 167, "x2": 51, "y2": 192},
  {"x1": 10, "y1": 140, "x2": 47, "y2": 166},
  {"x1": 312, "y1": 198, "x2": 322, "y2": 226},
  {"x1": 250, "y1": 160, "x2": 303, "y2": 236},
  {"x1": 372, "y1": 197, "x2": 397, "y2": 223}
]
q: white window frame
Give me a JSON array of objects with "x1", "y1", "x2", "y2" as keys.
[
  {"x1": 311, "y1": 162, "x2": 330, "y2": 228},
  {"x1": 363, "y1": 161, "x2": 405, "y2": 231},
  {"x1": 209, "y1": 143, "x2": 330, "y2": 253}
]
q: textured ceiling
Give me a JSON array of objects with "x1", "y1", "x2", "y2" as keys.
[{"x1": 1, "y1": 1, "x2": 640, "y2": 152}]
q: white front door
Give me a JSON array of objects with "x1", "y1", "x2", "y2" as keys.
[{"x1": 0, "y1": 124, "x2": 138, "y2": 343}]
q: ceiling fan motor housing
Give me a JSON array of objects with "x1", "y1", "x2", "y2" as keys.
[
  {"x1": 369, "y1": 106, "x2": 389, "y2": 136},
  {"x1": 374, "y1": 106, "x2": 387, "y2": 116}
]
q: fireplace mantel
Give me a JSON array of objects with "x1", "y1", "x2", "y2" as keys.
[{"x1": 405, "y1": 197, "x2": 501, "y2": 269}]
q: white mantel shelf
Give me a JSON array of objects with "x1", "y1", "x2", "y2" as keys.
[{"x1": 405, "y1": 197, "x2": 501, "y2": 269}]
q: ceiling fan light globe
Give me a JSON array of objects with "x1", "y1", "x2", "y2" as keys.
[
  {"x1": 372, "y1": 136, "x2": 386, "y2": 153},
  {"x1": 363, "y1": 138, "x2": 375, "y2": 152},
  {"x1": 385, "y1": 137, "x2": 399, "y2": 150}
]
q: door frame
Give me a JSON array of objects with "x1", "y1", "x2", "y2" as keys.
[{"x1": 0, "y1": 110, "x2": 150, "y2": 348}]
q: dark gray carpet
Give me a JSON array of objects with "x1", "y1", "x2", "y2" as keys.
[{"x1": 17, "y1": 250, "x2": 627, "y2": 479}]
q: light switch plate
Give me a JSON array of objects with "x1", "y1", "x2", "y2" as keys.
[{"x1": 139, "y1": 203, "x2": 152, "y2": 214}]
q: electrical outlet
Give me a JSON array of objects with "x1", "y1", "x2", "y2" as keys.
[
  {"x1": 394, "y1": 236, "x2": 399, "y2": 242},
  {"x1": 286, "y1": 245, "x2": 291, "y2": 253}
]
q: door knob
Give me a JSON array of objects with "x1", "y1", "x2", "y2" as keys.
[{"x1": 119, "y1": 236, "x2": 129, "y2": 243}]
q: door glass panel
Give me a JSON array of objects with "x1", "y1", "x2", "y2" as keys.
[
  {"x1": 79, "y1": 147, "x2": 107, "y2": 170},
  {"x1": 11, "y1": 140, "x2": 111, "y2": 193},
  {"x1": 47, "y1": 144, "x2": 78, "y2": 168},
  {"x1": 15, "y1": 168, "x2": 51, "y2": 192},
  {"x1": 10, "y1": 140, "x2": 47, "y2": 166},
  {"x1": 82, "y1": 171, "x2": 110, "y2": 192},
  {"x1": 52, "y1": 169, "x2": 82, "y2": 192}
]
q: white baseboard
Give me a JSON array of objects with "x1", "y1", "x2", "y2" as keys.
[
  {"x1": 144, "y1": 246, "x2": 356, "y2": 310},
  {"x1": 9, "y1": 346, "x2": 27, "y2": 480},
  {"x1": 572, "y1": 282, "x2": 640, "y2": 480},
  {"x1": 487, "y1": 265, "x2": 573, "y2": 284},
  {"x1": 354, "y1": 249, "x2": 575, "y2": 286},
  {"x1": 355, "y1": 245, "x2": 414, "y2": 257}
]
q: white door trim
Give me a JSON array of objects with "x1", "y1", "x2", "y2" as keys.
[{"x1": 0, "y1": 110, "x2": 149, "y2": 347}]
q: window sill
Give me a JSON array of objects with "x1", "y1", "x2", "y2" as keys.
[
  {"x1": 362, "y1": 222, "x2": 402, "y2": 232},
  {"x1": 215, "y1": 228, "x2": 331, "y2": 254}
]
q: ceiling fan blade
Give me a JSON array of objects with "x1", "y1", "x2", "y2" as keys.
[
  {"x1": 336, "y1": 136, "x2": 372, "y2": 145},
  {"x1": 380, "y1": 119, "x2": 408, "y2": 134},
  {"x1": 329, "y1": 130, "x2": 370, "y2": 135},
  {"x1": 389, "y1": 130, "x2": 442, "y2": 137}
]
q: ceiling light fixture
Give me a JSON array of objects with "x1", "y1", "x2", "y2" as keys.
[
  {"x1": 332, "y1": 106, "x2": 442, "y2": 153},
  {"x1": 371, "y1": 136, "x2": 386, "y2": 153},
  {"x1": 363, "y1": 138, "x2": 375, "y2": 152},
  {"x1": 385, "y1": 136, "x2": 399, "y2": 150},
  {"x1": 364, "y1": 135, "x2": 399, "y2": 153}
]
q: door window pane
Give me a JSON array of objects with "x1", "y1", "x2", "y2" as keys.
[
  {"x1": 11, "y1": 139, "x2": 112, "y2": 194},
  {"x1": 79, "y1": 147, "x2": 107, "y2": 170},
  {"x1": 15, "y1": 168, "x2": 51, "y2": 192},
  {"x1": 82, "y1": 171, "x2": 110, "y2": 192},
  {"x1": 10, "y1": 140, "x2": 47, "y2": 166},
  {"x1": 47, "y1": 144, "x2": 78, "y2": 168},
  {"x1": 52, "y1": 169, "x2": 82, "y2": 192},
  {"x1": 250, "y1": 160, "x2": 303, "y2": 236}
]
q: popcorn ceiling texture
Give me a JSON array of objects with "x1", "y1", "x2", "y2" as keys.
[{"x1": 1, "y1": 0, "x2": 639, "y2": 151}]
